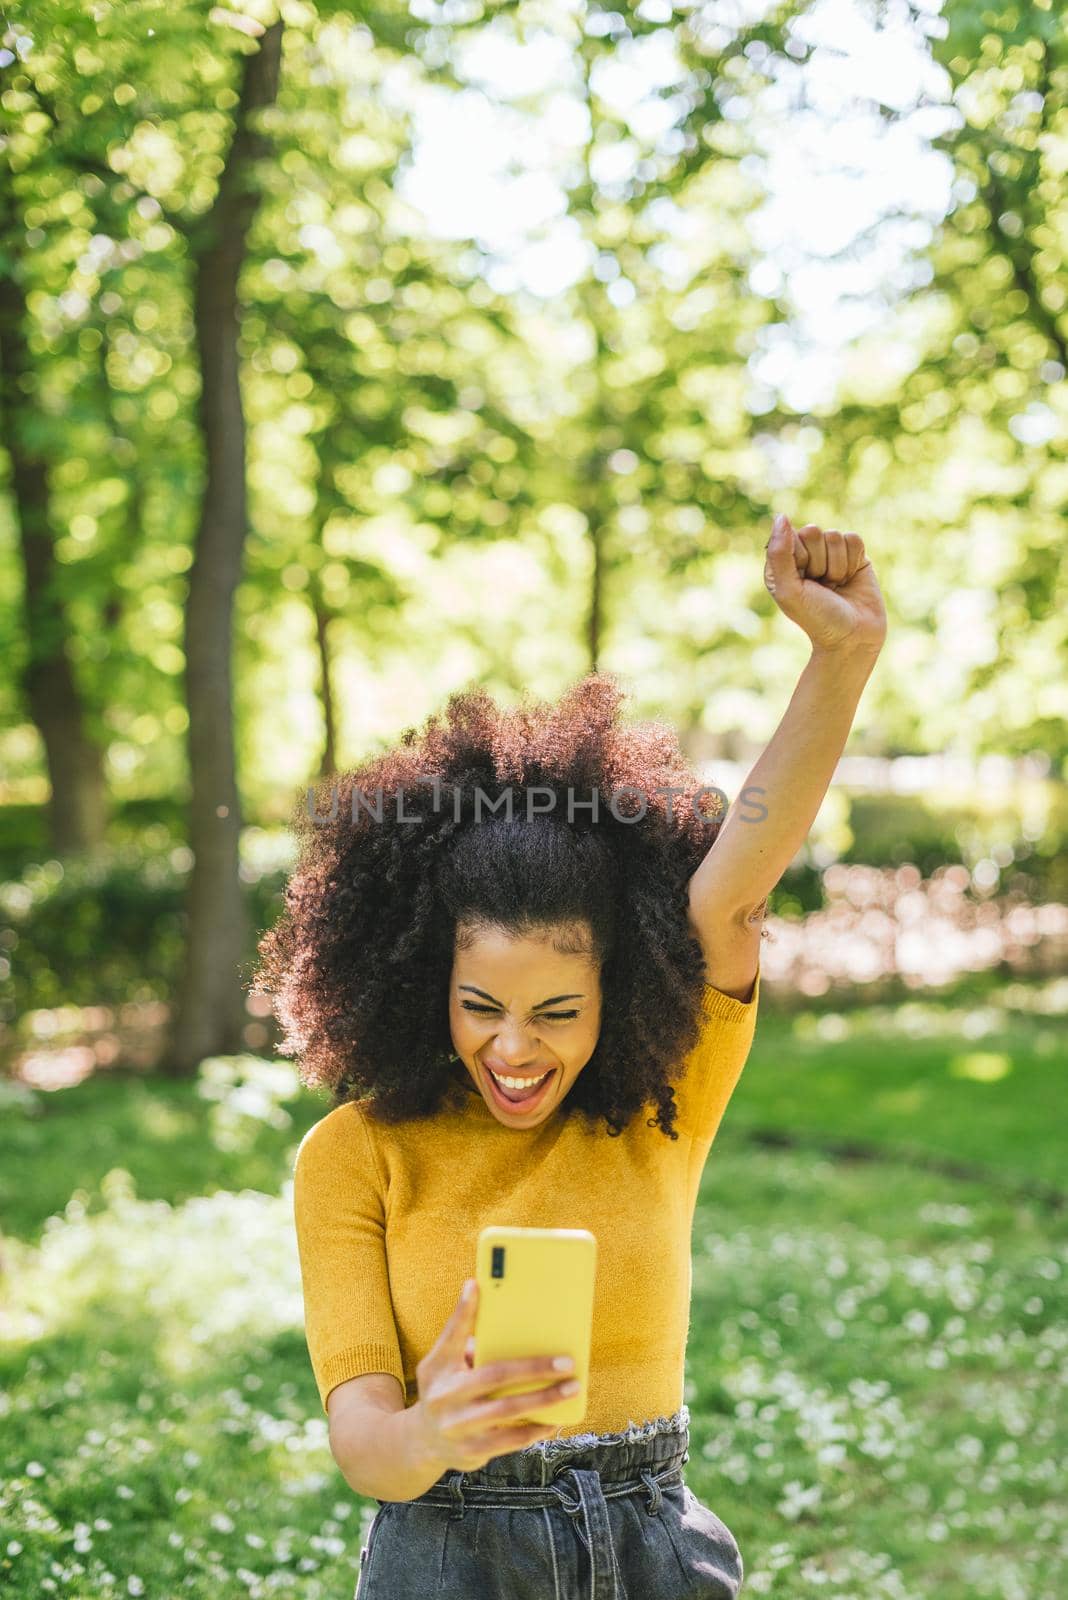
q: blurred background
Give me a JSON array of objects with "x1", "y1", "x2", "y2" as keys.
[{"x1": 0, "y1": 0, "x2": 1064, "y2": 1597}]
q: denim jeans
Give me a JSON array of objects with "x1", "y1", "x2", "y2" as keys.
[{"x1": 354, "y1": 1405, "x2": 743, "y2": 1600}]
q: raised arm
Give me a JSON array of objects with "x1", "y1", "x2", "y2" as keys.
[{"x1": 688, "y1": 514, "x2": 888, "y2": 999}]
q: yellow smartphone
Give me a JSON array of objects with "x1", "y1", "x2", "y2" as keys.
[{"x1": 473, "y1": 1225, "x2": 597, "y2": 1426}]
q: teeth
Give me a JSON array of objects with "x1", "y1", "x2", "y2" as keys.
[{"x1": 489, "y1": 1069, "x2": 550, "y2": 1091}]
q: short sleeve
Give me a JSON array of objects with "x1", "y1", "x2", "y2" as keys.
[
  {"x1": 669, "y1": 960, "x2": 761, "y2": 1141},
  {"x1": 292, "y1": 1103, "x2": 405, "y2": 1416}
]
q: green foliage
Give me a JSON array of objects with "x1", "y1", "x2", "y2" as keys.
[
  {"x1": 840, "y1": 791, "x2": 1068, "y2": 899},
  {"x1": 0, "y1": 802, "x2": 47, "y2": 869},
  {"x1": 761, "y1": 783, "x2": 1068, "y2": 917},
  {"x1": 800, "y1": 0, "x2": 1068, "y2": 767},
  {"x1": 0, "y1": 0, "x2": 808, "y2": 812},
  {"x1": 0, "y1": 796, "x2": 191, "y2": 879},
  {"x1": 0, "y1": 847, "x2": 287, "y2": 1026},
  {"x1": 3, "y1": 0, "x2": 1064, "y2": 817}
]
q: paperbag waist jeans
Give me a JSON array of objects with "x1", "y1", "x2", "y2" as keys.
[{"x1": 354, "y1": 1405, "x2": 744, "y2": 1600}]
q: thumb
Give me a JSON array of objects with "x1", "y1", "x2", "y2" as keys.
[
  {"x1": 765, "y1": 513, "x2": 804, "y2": 598},
  {"x1": 438, "y1": 1277, "x2": 478, "y2": 1351},
  {"x1": 460, "y1": 1276, "x2": 479, "y2": 1328}
]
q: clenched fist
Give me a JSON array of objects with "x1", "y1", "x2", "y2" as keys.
[{"x1": 764, "y1": 514, "x2": 887, "y2": 654}]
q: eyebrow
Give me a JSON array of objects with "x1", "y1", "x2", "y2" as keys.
[{"x1": 459, "y1": 986, "x2": 585, "y2": 1008}]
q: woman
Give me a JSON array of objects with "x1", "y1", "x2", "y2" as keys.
[{"x1": 252, "y1": 516, "x2": 886, "y2": 1598}]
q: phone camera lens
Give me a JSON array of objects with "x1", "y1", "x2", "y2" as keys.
[{"x1": 491, "y1": 1246, "x2": 505, "y2": 1279}]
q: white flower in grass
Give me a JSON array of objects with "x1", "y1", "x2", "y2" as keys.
[{"x1": 777, "y1": 1479, "x2": 822, "y2": 1519}]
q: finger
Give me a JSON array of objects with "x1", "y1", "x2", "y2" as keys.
[
  {"x1": 793, "y1": 524, "x2": 809, "y2": 575},
  {"x1": 822, "y1": 530, "x2": 849, "y2": 586},
  {"x1": 795, "y1": 524, "x2": 826, "y2": 579},
  {"x1": 449, "y1": 1383, "x2": 559, "y2": 1435},
  {"x1": 843, "y1": 531, "x2": 865, "y2": 580}
]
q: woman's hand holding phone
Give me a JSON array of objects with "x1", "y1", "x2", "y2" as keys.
[{"x1": 411, "y1": 1279, "x2": 579, "y2": 1473}]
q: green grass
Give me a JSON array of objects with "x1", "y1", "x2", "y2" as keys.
[
  {"x1": 0, "y1": 981, "x2": 1064, "y2": 1599},
  {"x1": 735, "y1": 980, "x2": 1068, "y2": 1190}
]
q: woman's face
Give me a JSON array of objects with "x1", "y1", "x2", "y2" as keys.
[{"x1": 448, "y1": 922, "x2": 603, "y2": 1127}]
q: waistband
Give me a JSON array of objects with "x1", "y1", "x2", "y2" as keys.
[{"x1": 407, "y1": 1406, "x2": 691, "y2": 1514}]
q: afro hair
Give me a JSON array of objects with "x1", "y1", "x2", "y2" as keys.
[{"x1": 250, "y1": 671, "x2": 764, "y2": 1140}]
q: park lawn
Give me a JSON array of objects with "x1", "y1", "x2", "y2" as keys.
[
  {"x1": 730, "y1": 979, "x2": 1067, "y2": 1191},
  {"x1": 686, "y1": 1134, "x2": 1062, "y2": 1597},
  {"x1": 0, "y1": 982, "x2": 1063, "y2": 1598}
]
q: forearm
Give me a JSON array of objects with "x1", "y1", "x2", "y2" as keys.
[
  {"x1": 331, "y1": 1401, "x2": 450, "y2": 1503},
  {"x1": 697, "y1": 642, "x2": 882, "y2": 912}
]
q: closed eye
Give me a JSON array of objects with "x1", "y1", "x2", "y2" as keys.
[{"x1": 461, "y1": 1003, "x2": 579, "y2": 1021}]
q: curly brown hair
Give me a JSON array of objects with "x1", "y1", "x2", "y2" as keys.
[{"x1": 250, "y1": 672, "x2": 761, "y2": 1141}]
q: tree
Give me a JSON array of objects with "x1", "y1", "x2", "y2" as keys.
[
  {"x1": 0, "y1": 20, "x2": 112, "y2": 855},
  {"x1": 162, "y1": 14, "x2": 285, "y2": 1074}
]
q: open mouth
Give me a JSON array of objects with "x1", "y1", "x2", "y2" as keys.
[{"x1": 481, "y1": 1062, "x2": 558, "y2": 1113}]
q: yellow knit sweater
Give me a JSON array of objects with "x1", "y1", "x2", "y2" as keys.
[{"x1": 292, "y1": 961, "x2": 761, "y2": 1436}]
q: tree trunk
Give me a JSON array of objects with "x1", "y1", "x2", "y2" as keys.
[
  {"x1": 312, "y1": 574, "x2": 338, "y2": 780},
  {"x1": 159, "y1": 19, "x2": 284, "y2": 1077},
  {"x1": 0, "y1": 188, "x2": 108, "y2": 858}
]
